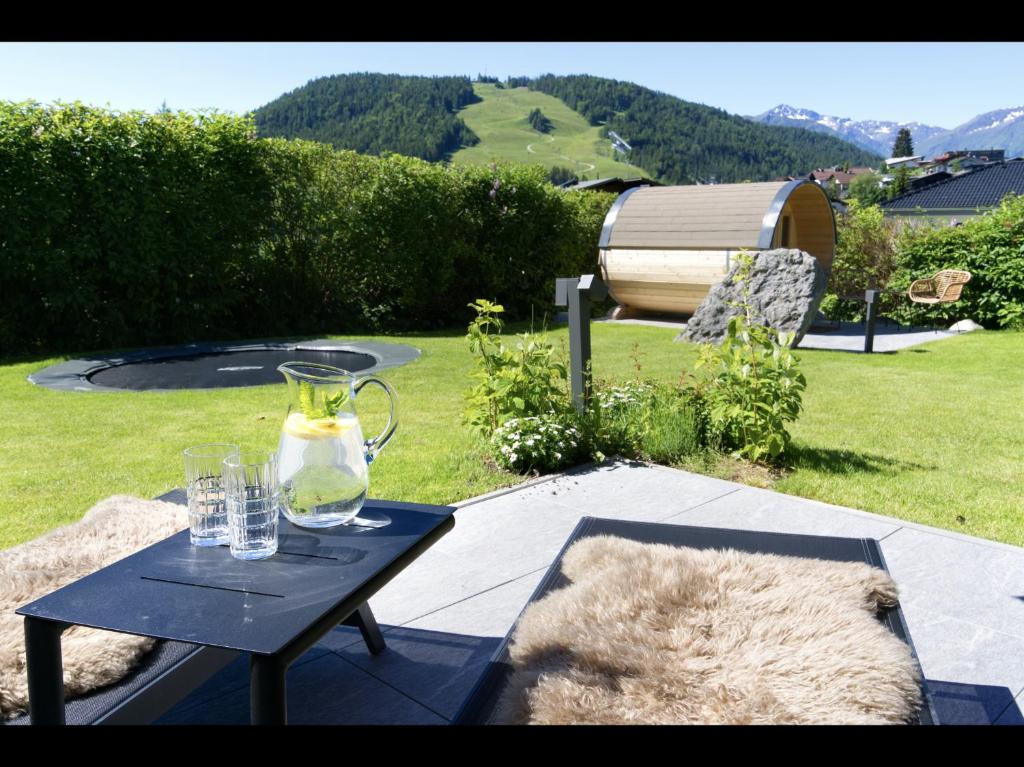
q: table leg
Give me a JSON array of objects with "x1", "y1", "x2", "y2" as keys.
[
  {"x1": 250, "y1": 654, "x2": 288, "y2": 725},
  {"x1": 343, "y1": 602, "x2": 386, "y2": 655},
  {"x1": 24, "y1": 617, "x2": 67, "y2": 725}
]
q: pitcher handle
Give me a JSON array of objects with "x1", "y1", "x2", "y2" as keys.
[{"x1": 353, "y1": 375, "x2": 398, "y2": 465}]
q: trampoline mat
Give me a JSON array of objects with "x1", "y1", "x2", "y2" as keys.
[{"x1": 88, "y1": 349, "x2": 377, "y2": 390}]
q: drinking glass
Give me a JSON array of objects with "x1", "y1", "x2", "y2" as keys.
[
  {"x1": 184, "y1": 443, "x2": 239, "y2": 546},
  {"x1": 223, "y1": 450, "x2": 279, "y2": 561}
]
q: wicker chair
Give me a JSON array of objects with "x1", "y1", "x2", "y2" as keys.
[{"x1": 908, "y1": 270, "x2": 972, "y2": 304}]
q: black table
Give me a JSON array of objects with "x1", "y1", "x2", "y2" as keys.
[{"x1": 17, "y1": 496, "x2": 456, "y2": 725}]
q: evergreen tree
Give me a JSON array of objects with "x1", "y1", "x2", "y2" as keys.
[
  {"x1": 527, "y1": 108, "x2": 553, "y2": 133},
  {"x1": 548, "y1": 166, "x2": 577, "y2": 186},
  {"x1": 889, "y1": 165, "x2": 910, "y2": 198},
  {"x1": 891, "y1": 128, "x2": 914, "y2": 158}
]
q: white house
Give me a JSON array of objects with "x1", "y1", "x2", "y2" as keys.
[{"x1": 884, "y1": 155, "x2": 925, "y2": 170}]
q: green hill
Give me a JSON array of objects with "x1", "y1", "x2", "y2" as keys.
[
  {"x1": 451, "y1": 83, "x2": 648, "y2": 179},
  {"x1": 520, "y1": 74, "x2": 882, "y2": 184},
  {"x1": 252, "y1": 72, "x2": 881, "y2": 184},
  {"x1": 254, "y1": 73, "x2": 479, "y2": 162}
]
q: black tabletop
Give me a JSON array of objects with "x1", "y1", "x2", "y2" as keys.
[{"x1": 17, "y1": 499, "x2": 455, "y2": 656}]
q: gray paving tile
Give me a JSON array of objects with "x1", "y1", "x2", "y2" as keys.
[
  {"x1": 881, "y1": 528, "x2": 1024, "y2": 640},
  {"x1": 664, "y1": 486, "x2": 901, "y2": 539},
  {"x1": 157, "y1": 651, "x2": 444, "y2": 725},
  {"x1": 995, "y1": 691, "x2": 1024, "y2": 725},
  {"x1": 897, "y1": 606, "x2": 1024, "y2": 699},
  {"x1": 403, "y1": 568, "x2": 546, "y2": 637},
  {"x1": 152, "y1": 644, "x2": 332, "y2": 717},
  {"x1": 364, "y1": 495, "x2": 587, "y2": 627},
  {"x1": 925, "y1": 678, "x2": 1023, "y2": 725},
  {"x1": 534, "y1": 460, "x2": 739, "y2": 519},
  {"x1": 337, "y1": 571, "x2": 545, "y2": 720}
]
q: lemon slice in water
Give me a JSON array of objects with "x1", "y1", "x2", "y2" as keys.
[{"x1": 283, "y1": 412, "x2": 355, "y2": 441}]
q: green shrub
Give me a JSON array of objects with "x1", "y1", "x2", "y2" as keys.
[
  {"x1": 0, "y1": 103, "x2": 614, "y2": 354},
  {"x1": 463, "y1": 299, "x2": 569, "y2": 437},
  {"x1": 888, "y1": 195, "x2": 1024, "y2": 329},
  {"x1": 491, "y1": 414, "x2": 585, "y2": 474},
  {"x1": 587, "y1": 379, "x2": 707, "y2": 464},
  {"x1": 692, "y1": 254, "x2": 807, "y2": 463},
  {"x1": 833, "y1": 200, "x2": 902, "y2": 293}
]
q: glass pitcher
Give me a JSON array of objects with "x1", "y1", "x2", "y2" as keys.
[{"x1": 276, "y1": 362, "x2": 398, "y2": 528}]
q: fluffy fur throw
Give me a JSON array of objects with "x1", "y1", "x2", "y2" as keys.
[
  {"x1": 1, "y1": 495, "x2": 188, "y2": 719},
  {"x1": 493, "y1": 535, "x2": 922, "y2": 724}
]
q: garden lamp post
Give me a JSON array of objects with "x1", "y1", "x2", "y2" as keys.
[{"x1": 555, "y1": 274, "x2": 608, "y2": 413}]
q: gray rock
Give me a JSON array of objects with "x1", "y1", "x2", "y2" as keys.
[{"x1": 682, "y1": 249, "x2": 828, "y2": 347}]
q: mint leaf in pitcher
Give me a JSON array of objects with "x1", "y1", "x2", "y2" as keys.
[
  {"x1": 297, "y1": 380, "x2": 349, "y2": 420},
  {"x1": 323, "y1": 389, "x2": 349, "y2": 417}
]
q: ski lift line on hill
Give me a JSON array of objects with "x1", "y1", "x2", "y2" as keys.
[{"x1": 607, "y1": 130, "x2": 632, "y2": 151}]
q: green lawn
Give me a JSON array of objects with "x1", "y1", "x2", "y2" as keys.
[
  {"x1": 2, "y1": 325, "x2": 1022, "y2": 551},
  {"x1": 451, "y1": 83, "x2": 649, "y2": 179}
]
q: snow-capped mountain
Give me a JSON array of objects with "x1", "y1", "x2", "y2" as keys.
[
  {"x1": 750, "y1": 105, "x2": 947, "y2": 158},
  {"x1": 917, "y1": 107, "x2": 1024, "y2": 159}
]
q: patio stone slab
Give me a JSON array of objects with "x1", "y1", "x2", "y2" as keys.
[
  {"x1": 925, "y1": 679, "x2": 1023, "y2": 725},
  {"x1": 401, "y1": 568, "x2": 548, "y2": 637},
  {"x1": 896, "y1": 607, "x2": 1024, "y2": 705},
  {"x1": 528, "y1": 461, "x2": 740, "y2": 518},
  {"x1": 336, "y1": 629, "x2": 503, "y2": 721},
  {"x1": 336, "y1": 570, "x2": 546, "y2": 720},
  {"x1": 664, "y1": 486, "x2": 901, "y2": 540},
  {"x1": 157, "y1": 651, "x2": 444, "y2": 725},
  {"x1": 361, "y1": 495, "x2": 589, "y2": 627},
  {"x1": 797, "y1": 321, "x2": 963, "y2": 353},
  {"x1": 153, "y1": 644, "x2": 332, "y2": 718},
  {"x1": 880, "y1": 527, "x2": 1024, "y2": 640},
  {"x1": 996, "y1": 692, "x2": 1024, "y2": 725}
]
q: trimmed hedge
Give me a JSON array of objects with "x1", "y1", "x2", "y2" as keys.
[
  {"x1": 0, "y1": 103, "x2": 614, "y2": 354},
  {"x1": 887, "y1": 195, "x2": 1024, "y2": 329}
]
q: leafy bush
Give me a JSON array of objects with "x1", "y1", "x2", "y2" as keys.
[
  {"x1": 888, "y1": 195, "x2": 1024, "y2": 329},
  {"x1": 463, "y1": 300, "x2": 569, "y2": 437},
  {"x1": 831, "y1": 201, "x2": 902, "y2": 295},
  {"x1": 491, "y1": 415, "x2": 585, "y2": 473},
  {"x1": 588, "y1": 379, "x2": 707, "y2": 465},
  {"x1": 0, "y1": 103, "x2": 614, "y2": 354},
  {"x1": 692, "y1": 254, "x2": 807, "y2": 463}
]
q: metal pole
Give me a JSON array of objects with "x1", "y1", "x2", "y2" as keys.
[
  {"x1": 555, "y1": 275, "x2": 607, "y2": 414},
  {"x1": 864, "y1": 289, "x2": 879, "y2": 354},
  {"x1": 567, "y1": 282, "x2": 590, "y2": 413}
]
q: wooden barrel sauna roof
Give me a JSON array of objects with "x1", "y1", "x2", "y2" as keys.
[{"x1": 598, "y1": 180, "x2": 836, "y2": 270}]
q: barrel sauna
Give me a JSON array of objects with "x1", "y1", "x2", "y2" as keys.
[{"x1": 599, "y1": 181, "x2": 836, "y2": 316}]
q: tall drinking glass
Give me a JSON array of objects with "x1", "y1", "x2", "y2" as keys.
[
  {"x1": 223, "y1": 450, "x2": 279, "y2": 561},
  {"x1": 184, "y1": 443, "x2": 238, "y2": 546}
]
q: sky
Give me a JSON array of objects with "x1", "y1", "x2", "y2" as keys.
[{"x1": 1, "y1": 42, "x2": 1021, "y2": 128}]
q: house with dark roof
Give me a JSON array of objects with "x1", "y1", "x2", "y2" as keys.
[
  {"x1": 881, "y1": 159, "x2": 1024, "y2": 221},
  {"x1": 560, "y1": 177, "x2": 662, "y2": 194}
]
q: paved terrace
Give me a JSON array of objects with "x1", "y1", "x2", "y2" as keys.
[
  {"x1": 597, "y1": 316, "x2": 967, "y2": 353},
  {"x1": 158, "y1": 460, "x2": 1024, "y2": 725}
]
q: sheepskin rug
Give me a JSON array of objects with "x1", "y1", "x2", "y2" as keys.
[
  {"x1": 492, "y1": 535, "x2": 923, "y2": 725},
  {"x1": 1, "y1": 495, "x2": 188, "y2": 719}
]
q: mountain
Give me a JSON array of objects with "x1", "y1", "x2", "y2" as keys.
[
  {"x1": 917, "y1": 107, "x2": 1024, "y2": 159},
  {"x1": 495, "y1": 76, "x2": 880, "y2": 183},
  {"x1": 254, "y1": 73, "x2": 881, "y2": 183},
  {"x1": 254, "y1": 73, "x2": 480, "y2": 162},
  {"x1": 751, "y1": 105, "x2": 947, "y2": 158}
]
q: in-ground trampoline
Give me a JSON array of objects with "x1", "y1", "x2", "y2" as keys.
[{"x1": 29, "y1": 339, "x2": 421, "y2": 392}]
